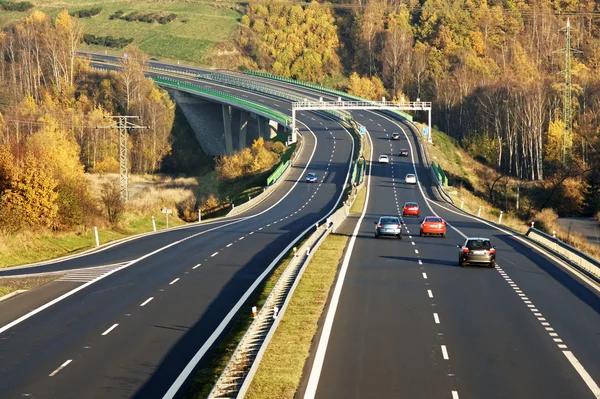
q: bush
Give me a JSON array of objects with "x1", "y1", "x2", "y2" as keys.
[
  {"x1": 70, "y1": 7, "x2": 102, "y2": 18},
  {"x1": 82, "y1": 34, "x2": 134, "y2": 49},
  {"x1": 100, "y1": 180, "x2": 125, "y2": 224},
  {"x1": 0, "y1": 1, "x2": 34, "y2": 11},
  {"x1": 533, "y1": 208, "x2": 558, "y2": 233},
  {"x1": 110, "y1": 11, "x2": 177, "y2": 24},
  {"x1": 215, "y1": 138, "x2": 278, "y2": 181},
  {"x1": 176, "y1": 195, "x2": 199, "y2": 222}
]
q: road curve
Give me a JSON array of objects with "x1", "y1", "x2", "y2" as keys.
[{"x1": 0, "y1": 74, "x2": 354, "y2": 398}]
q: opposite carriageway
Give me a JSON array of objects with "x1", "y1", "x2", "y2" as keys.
[{"x1": 0, "y1": 69, "x2": 355, "y2": 399}]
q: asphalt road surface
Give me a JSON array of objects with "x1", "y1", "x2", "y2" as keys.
[{"x1": 301, "y1": 111, "x2": 600, "y2": 399}]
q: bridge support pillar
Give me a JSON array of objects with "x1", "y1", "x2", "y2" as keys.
[
  {"x1": 222, "y1": 104, "x2": 233, "y2": 154},
  {"x1": 239, "y1": 111, "x2": 249, "y2": 149}
]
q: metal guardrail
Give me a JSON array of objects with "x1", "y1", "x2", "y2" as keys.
[
  {"x1": 152, "y1": 76, "x2": 292, "y2": 127},
  {"x1": 266, "y1": 160, "x2": 290, "y2": 186},
  {"x1": 526, "y1": 228, "x2": 600, "y2": 281},
  {"x1": 208, "y1": 223, "x2": 331, "y2": 398},
  {"x1": 199, "y1": 72, "x2": 354, "y2": 124},
  {"x1": 245, "y1": 70, "x2": 414, "y2": 121}
]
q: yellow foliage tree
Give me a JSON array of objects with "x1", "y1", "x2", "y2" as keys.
[
  {"x1": 545, "y1": 119, "x2": 571, "y2": 163},
  {"x1": 347, "y1": 72, "x2": 388, "y2": 100}
]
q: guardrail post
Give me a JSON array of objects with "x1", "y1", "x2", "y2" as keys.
[
  {"x1": 94, "y1": 226, "x2": 100, "y2": 247},
  {"x1": 498, "y1": 211, "x2": 503, "y2": 224},
  {"x1": 252, "y1": 306, "x2": 257, "y2": 318},
  {"x1": 531, "y1": 221, "x2": 535, "y2": 228},
  {"x1": 198, "y1": 210, "x2": 201, "y2": 223}
]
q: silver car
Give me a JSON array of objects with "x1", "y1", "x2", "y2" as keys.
[
  {"x1": 457, "y1": 238, "x2": 496, "y2": 268},
  {"x1": 375, "y1": 216, "x2": 402, "y2": 239}
]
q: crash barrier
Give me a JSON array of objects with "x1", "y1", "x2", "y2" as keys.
[
  {"x1": 526, "y1": 228, "x2": 600, "y2": 281},
  {"x1": 245, "y1": 70, "x2": 413, "y2": 121},
  {"x1": 431, "y1": 161, "x2": 448, "y2": 186},
  {"x1": 209, "y1": 223, "x2": 331, "y2": 399},
  {"x1": 267, "y1": 161, "x2": 290, "y2": 186}
]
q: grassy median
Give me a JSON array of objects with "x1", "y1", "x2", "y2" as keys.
[{"x1": 244, "y1": 234, "x2": 349, "y2": 399}]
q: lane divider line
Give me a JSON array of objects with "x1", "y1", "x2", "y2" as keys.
[
  {"x1": 102, "y1": 323, "x2": 119, "y2": 336},
  {"x1": 140, "y1": 297, "x2": 154, "y2": 307},
  {"x1": 49, "y1": 359, "x2": 72, "y2": 377},
  {"x1": 170, "y1": 278, "x2": 180, "y2": 285}
]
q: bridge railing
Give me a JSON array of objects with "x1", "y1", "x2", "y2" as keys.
[{"x1": 152, "y1": 76, "x2": 292, "y2": 127}]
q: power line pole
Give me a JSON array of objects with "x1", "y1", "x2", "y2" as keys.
[
  {"x1": 559, "y1": 17, "x2": 582, "y2": 164},
  {"x1": 98, "y1": 116, "x2": 147, "y2": 201}
]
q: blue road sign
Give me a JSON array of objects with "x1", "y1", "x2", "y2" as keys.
[
  {"x1": 359, "y1": 125, "x2": 366, "y2": 135},
  {"x1": 423, "y1": 126, "x2": 429, "y2": 136}
]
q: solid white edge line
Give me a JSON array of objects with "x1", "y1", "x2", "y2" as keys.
[
  {"x1": 140, "y1": 297, "x2": 154, "y2": 307},
  {"x1": 163, "y1": 119, "x2": 355, "y2": 399},
  {"x1": 563, "y1": 351, "x2": 600, "y2": 398},
  {"x1": 303, "y1": 125, "x2": 373, "y2": 399},
  {"x1": 49, "y1": 359, "x2": 72, "y2": 377},
  {"x1": 102, "y1": 323, "x2": 119, "y2": 336}
]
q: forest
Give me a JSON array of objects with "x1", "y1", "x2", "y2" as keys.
[
  {"x1": 240, "y1": 0, "x2": 600, "y2": 216},
  {"x1": 0, "y1": 10, "x2": 177, "y2": 232}
]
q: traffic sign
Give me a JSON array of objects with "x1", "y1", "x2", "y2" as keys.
[
  {"x1": 423, "y1": 126, "x2": 429, "y2": 136},
  {"x1": 359, "y1": 125, "x2": 366, "y2": 135},
  {"x1": 161, "y1": 208, "x2": 172, "y2": 214}
]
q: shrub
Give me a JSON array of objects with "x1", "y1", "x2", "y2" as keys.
[
  {"x1": 533, "y1": 208, "x2": 558, "y2": 233},
  {"x1": 110, "y1": 11, "x2": 177, "y2": 24},
  {"x1": 0, "y1": 1, "x2": 34, "y2": 12},
  {"x1": 176, "y1": 195, "x2": 199, "y2": 222},
  {"x1": 109, "y1": 10, "x2": 124, "y2": 20},
  {"x1": 82, "y1": 34, "x2": 134, "y2": 49},
  {"x1": 70, "y1": 7, "x2": 102, "y2": 18},
  {"x1": 215, "y1": 138, "x2": 279, "y2": 181},
  {"x1": 100, "y1": 180, "x2": 125, "y2": 224}
]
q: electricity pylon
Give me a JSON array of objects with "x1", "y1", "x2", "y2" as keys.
[{"x1": 98, "y1": 116, "x2": 147, "y2": 201}]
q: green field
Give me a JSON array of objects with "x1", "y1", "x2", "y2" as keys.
[{"x1": 1, "y1": 0, "x2": 242, "y2": 64}]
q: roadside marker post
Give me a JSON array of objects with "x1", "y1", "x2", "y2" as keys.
[
  {"x1": 198, "y1": 210, "x2": 201, "y2": 223},
  {"x1": 94, "y1": 227, "x2": 100, "y2": 247},
  {"x1": 460, "y1": 200, "x2": 464, "y2": 210},
  {"x1": 477, "y1": 206, "x2": 482, "y2": 217},
  {"x1": 498, "y1": 211, "x2": 503, "y2": 224},
  {"x1": 152, "y1": 216, "x2": 156, "y2": 232},
  {"x1": 293, "y1": 247, "x2": 297, "y2": 257},
  {"x1": 252, "y1": 306, "x2": 257, "y2": 318},
  {"x1": 273, "y1": 306, "x2": 279, "y2": 319}
]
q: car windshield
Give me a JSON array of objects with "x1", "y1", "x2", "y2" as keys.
[
  {"x1": 467, "y1": 239, "x2": 492, "y2": 249},
  {"x1": 426, "y1": 217, "x2": 443, "y2": 222},
  {"x1": 400, "y1": 149, "x2": 408, "y2": 152},
  {"x1": 405, "y1": 202, "x2": 418, "y2": 207},
  {"x1": 406, "y1": 174, "x2": 415, "y2": 178},
  {"x1": 380, "y1": 218, "x2": 399, "y2": 224},
  {"x1": 307, "y1": 173, "x2": 316, "y2": 177},
  {"x1": 380, "y1": 155, "x2": 388, "y2": 158}
]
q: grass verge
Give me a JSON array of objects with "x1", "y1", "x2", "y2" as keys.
[
  {"x1": 244, "y1": 234, "x2": 349, "y2": 399},
  {"x1": 185, "y1": 234, "x2": 312, "y2": 398},
  {"x1": 0, "y1": 275, "x2": 62, "y2": 297}
]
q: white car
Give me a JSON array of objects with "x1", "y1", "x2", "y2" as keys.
[
  {"x1": 378, "y1": 155, "x2": 390, "y2": 164},
  {"x1": 405, "y1": 174, "x2": 417, "y2": 184}
]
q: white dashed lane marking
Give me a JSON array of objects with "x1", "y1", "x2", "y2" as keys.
[
  {"x1": 49, "y1": 359, "x2": 72, "y2": 377},
  {"x1": 441, "y1": 345, "x2": 449, "y2": 360},
  {"x1": 211, "y1": 252, "x2": 218, "y2": 257},
  {"x1": 102, "y1": 323, "x2": 119, "y2": 336},
  {"x1": 169, "y1": 278, "x2": 180, "y2": 285},
  {"x1": 434, "y1": 313, "x2": 440, "y2": 324},
  {"x1": 140, "y1": 297, "x2": 154, "y2": 307},
  {"x1": 193, "y1": 263, "x2": 201, "y2": 269}
]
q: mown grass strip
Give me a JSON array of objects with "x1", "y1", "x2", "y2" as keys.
[{"x1": 244, "y1": 234, "x2": 349, "y2": 399}]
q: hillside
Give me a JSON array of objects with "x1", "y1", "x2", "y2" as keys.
[{"x1": 0, "y1": 0, "x2": 243, "y2": 66}]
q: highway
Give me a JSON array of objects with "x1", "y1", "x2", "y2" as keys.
[
  {"x1": 300, "y1": 109, "x2": 600, "y2": 398},
  {"x1": 1, "y1": 56, "x2": 599, "y2": 399},
  {"x1": 0, "y1": 71, "x2": 354, "y2": 398}
]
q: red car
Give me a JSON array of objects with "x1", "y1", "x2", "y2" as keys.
[
  {"x1": 402, "y1": 202, "x2": 420, "y2": 217},
  {"x1": 420, "y1": 216, "x2": 447, "y2": 237}
]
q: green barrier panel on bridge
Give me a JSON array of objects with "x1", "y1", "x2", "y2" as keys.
[
  {"x1": 153, "y1": 76, "x2": 291, "y2": 126},
  {"x1": 267, "y1": 160, "x2": 290, "y2": 185},
  {"x1": 431, "y1": 162, "x2": 448, "y2": 186},
  {"x1": 245, "y1": 71, "x2": 413, "y2": 122}
]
